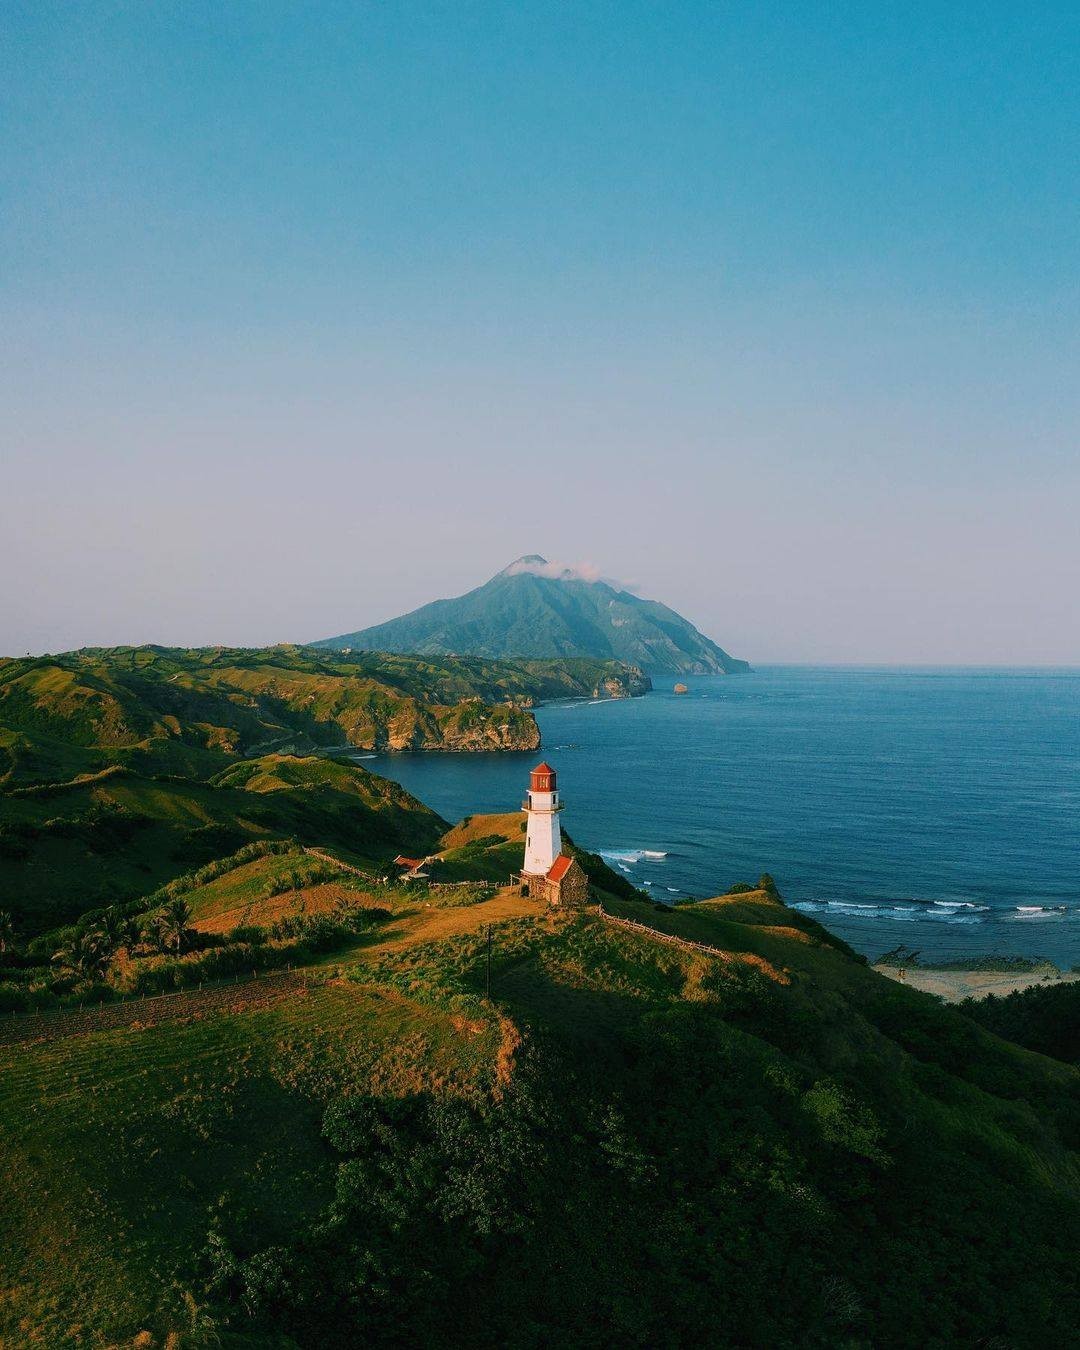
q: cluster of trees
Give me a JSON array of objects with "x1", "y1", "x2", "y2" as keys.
[
  {"x1": 961, "y1": 980, "x2": 1080, "y2": 1064},
  {"x1": 3, "y1": 892, "x2": 390, "y2": 1005},
  {"x1": 0, "y1": 897, "x2": 196, "y2": 987},
  {"x1": 263, "y1": 859, "x2": 343, "y2": 897},
  {"x1": 50, "y1": 897, "x2": 193, "y2": 983},
  {"x1": 195, "y1": 999, "x2": 1080, "y2": 1348}
]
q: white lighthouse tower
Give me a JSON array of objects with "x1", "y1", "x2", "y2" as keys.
[{"x1": 522, "y1": 761, "x2": 563, "y2": 876}]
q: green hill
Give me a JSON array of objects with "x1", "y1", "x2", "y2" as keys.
[
  {"x1": 0, "y1": 881, "x2": 1076, "y2": 1348},
  {"x1": 0, "y1": 646, "x2": 650, "y2": 930},
  {"x1": 0, "y1": 754, "x2": 446, "y2": 933},
  {"x1": 0, "y1": 645, "x2": 654, "y2": 792},
  {"x1": 315, "y1": 556, "x2": 749, "y2": 675},
  {"x1": 0, "y1": 645, "x2": 594, "y2": 788}
]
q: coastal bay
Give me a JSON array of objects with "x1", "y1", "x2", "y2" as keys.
[{"x1": 364, "y1": 665, "x2": 1080, "y2": 967}]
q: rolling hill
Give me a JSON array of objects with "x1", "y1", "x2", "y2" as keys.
[
  {"x1": 0, "y1": 645, "x2": 654, "y2": 789},
  {"x1": 0, "y1": 873, "x2": 1076, "y2": 1347},
  {"x1": 315, "y1": 557, "x2": 749, "y2": 675},
  {"x1": 0, "y1": 754, "x2": 446, "y2": 933}
]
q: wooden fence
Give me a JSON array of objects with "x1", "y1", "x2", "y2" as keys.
[
  {"x1": 301, "y1": 847, "x2": 373, "y2": 880},
  {"x1": 596, "y1": 902, "x2": 727, "y2": 960}
]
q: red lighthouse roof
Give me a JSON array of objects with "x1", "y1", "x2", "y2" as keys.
[{"x1": 529, "y1": 761, "x2": 557, "y2": 792}]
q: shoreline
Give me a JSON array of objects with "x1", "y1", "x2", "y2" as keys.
[{"x1": 873, "y1": 965, "x2": 1080, "y2": 1003}]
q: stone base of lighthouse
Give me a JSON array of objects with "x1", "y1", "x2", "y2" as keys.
[{"x1": 521, "y1": 853, "x2": 590, "y2": 908}]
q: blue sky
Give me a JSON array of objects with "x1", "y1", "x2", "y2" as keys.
[{"x1": 2, "y1": 2, "x2": 1078, "y2": 661}]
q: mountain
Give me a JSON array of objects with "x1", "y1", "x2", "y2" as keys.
[
  {"x1": 315, "y1": 557, "x2": 749, "y2": 675},
  {"x1": 1, "y1": 868, "x2": 1077, "y2": 1347}
]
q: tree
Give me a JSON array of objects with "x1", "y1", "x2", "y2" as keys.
[
  {"x1": 99, "y1": 905, "x2": 141, "y2": 956},
  {"x1": 0, "y1": 910, "x2": 14, "y2": 956},
  {"x1": 154, "y1": 896, "x2": 193, "y2": 955},
  {"x1": 51, "y1": 929, "x2": 114, "y2": 984}
]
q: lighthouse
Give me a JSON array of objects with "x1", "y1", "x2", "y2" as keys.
[
  {"x1": 519, "y1": 762, "x2": 590, "y2": 906},
  {"x1": 522, "y1": 761, "x2": 562, "y2": 875}
]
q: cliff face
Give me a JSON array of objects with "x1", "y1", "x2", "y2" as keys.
[
  {"x1": 386, "y1": 699, "x2": 540, "y2": 752},
  {"x1": 591, "y1": 665, "x2": 652, "y2": 699}
]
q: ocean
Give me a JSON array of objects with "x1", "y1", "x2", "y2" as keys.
[{"x1": 355, "y1": 667, "x2": 1080, "y2": 967}]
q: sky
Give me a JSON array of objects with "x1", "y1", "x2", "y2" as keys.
[{"x1": 2, "y1": 2, "x2": 1078, "y2": 664}]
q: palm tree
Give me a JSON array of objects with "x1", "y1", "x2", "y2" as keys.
[
  {"x1": 99, "y1": 905, "x2": 140, "y2": 956},
  {"x1": 154, "y1": 896, "x2": 192, "y2": 955},
  {"x1": 51, "y1": 929, "x2": 113, "y2": 984},
  {"x1": 98, "y1": 906, "x2": 123, "y2": 950}
]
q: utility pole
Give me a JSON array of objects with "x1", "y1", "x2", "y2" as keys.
[{"x1": 485, "y1": 924, "x2": 492, "y2": 998}]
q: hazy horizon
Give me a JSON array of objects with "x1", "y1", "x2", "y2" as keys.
[{"x1": 4, "y1": 4, "x2": 1078, "y2": 665}]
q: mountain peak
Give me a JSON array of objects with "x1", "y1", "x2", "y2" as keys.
[{"x1": 499, "y1": 555, "x2": 551, "y2": 576}]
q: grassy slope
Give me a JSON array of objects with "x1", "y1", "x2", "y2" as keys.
[
  {"x1": 184, "y1": 851, "x2": 365, "y2": 933},
  {"x1": 0, "y1": 978, "x2": 503, "y2": 1347},
  {"x1": 1, "y1": 886, "x2": 1077, "y2": 1347},
  {"x1": 1, "y1": 755, "x2": 445, "y2": 933}
]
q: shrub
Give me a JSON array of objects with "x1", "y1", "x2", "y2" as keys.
[
  {"x1": 0, "y1": 983, "x2": 32, "y2": 1013},
  {"x1": 228, "y1": 926, "x2": 267, "y2": 946}
]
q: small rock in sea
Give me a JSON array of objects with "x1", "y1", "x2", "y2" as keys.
[{"x1": 673, "y1": 683, "x2": 689, "y2": 695}]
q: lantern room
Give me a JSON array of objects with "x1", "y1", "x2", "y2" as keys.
[{"x1": 530, "y1": 762, "x2": 557, "y2": 793}]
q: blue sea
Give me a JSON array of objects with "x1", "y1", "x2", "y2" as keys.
[{"x1": 357, "y1": 667, "x2": 1080, "y2": 967}]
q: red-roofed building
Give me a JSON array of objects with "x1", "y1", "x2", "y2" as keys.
[
  {"x1": 521, "y1": 852, "x2": 589, "y2": 907},
  {"x1": 545, "y1": 854, "x2": 574, "y2": 884},
  {"x1": 392, "y1": 855, "x2": 431, "y2": 881}
]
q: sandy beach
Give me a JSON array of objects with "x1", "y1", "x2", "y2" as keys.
[{"x1": 873, "y1": 965, "x2": 1080, "y2": 1003}]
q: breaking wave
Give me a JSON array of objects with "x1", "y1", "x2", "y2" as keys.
[
  {"x1": 600, "y1": 848, "x2": 669, "y2": 865},
  {"x1": 792, "y1": 898, "x2": 1076, "y2": 926}
]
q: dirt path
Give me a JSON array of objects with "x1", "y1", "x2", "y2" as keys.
[
  {"x1": 874, "y1": 966, "x2": 1080, "y2": 1002},
  {"x1": 359, "y1": 889, "x2": 542, "y2": 956}
]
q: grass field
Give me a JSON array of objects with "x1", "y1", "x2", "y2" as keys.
[{"x1": 0, "y1": 948, "x2": 509, "y2": 1346}]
